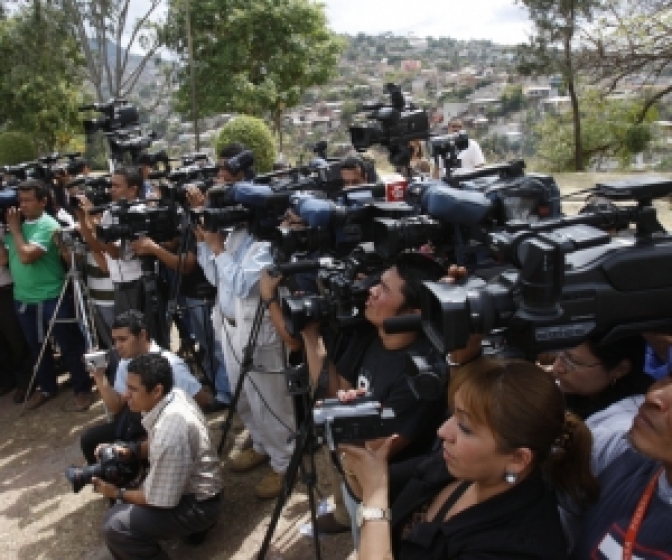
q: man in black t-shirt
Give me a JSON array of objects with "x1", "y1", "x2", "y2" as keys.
[{"x1": 301, "y1": 253, "x2": 447, "y2": 533}]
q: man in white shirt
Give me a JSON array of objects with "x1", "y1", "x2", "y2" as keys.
[{"x1": 80, "y1": 310, "x2": 212, "y2": 465}]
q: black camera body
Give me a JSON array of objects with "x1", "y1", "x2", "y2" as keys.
[
  {"x1": 350, "y1": 83, "x2": 429, "y2": 167},
  {"x1": 68, "y1": 175, "x2": 112, "y2": 208},
  {"x1": 96, "y1": 200, "x2": 178, "y2": 243},
  {"x1": 418, "y1": 176, "x2": 672, "y2": 357},
  {"x1": 80, "y1": 99, "x2": 140, "y2": 137},
  {"x1": 65, "y1": 444, "x2": 141, "y2": 493},
  {"x1": 313, "y1": 398, "x2": 396, "y2": 447}
]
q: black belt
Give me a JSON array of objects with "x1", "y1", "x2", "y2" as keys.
[{"x1": 115, "y1": 279, "x2": 141, "y2": 290}]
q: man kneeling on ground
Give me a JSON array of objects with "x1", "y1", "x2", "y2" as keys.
[{"x1": 94, "y1": 353, "x2": 222, "y2": 558}]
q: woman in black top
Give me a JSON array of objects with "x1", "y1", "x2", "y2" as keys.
[{"x1": 340, "y1": 358, "x2": 599, "y2": 560}]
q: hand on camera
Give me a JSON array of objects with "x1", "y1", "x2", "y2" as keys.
[
  {"x1": 91, "y1": 476, "x2": 117, "y2": 499},
  {"x1": 440, "y1": 264, "x2": 468, "y2": 284},
  {"x1": 336, "y1": 387, "x2": 367, "y2": 403},
  {"x1": 130, "y1": 237, "x2": 158, "y2": 256},
  {"x1": 339, "y1": 435, "x2": 397, "y2": 501},
  {"x1": 202, "y1": 230, "x2": 225, "y2": 255},
  {"x1": 6, "y1": 207, "x2": 21, "y2": 233},
  {"x1": 260, "y1": 269, "x2": 282, "y2": 300},
  {"x1": 186, "y1": 185, "x2": 206, "y2": 209}
]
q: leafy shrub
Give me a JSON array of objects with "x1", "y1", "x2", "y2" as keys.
[
  {"x1": 214, "y1": 115, "x2": 276, "y2": 173},
  {"x1": 0, "y1": 131, "x2": 37, "y2": 165}
]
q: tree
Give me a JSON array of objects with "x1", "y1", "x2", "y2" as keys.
[
  {"x1": 533, "y1": 90, "x2": 656, "y2": 170},
  {"x1": 516, "y1": 0, "x2": 600, "y2": 171},
  {"x1": 59, "y1": 0, "x2": 168, "y2": 103},
  {"x1": 582, "y1": 0, "x2": 672, "y2": 122},
  {"x1": 0, "y1": 2, "x2": 86, "y2": 152},
  {"x1": 215, "y1": 115, "x2": 277, "y2": 173},
  {"x1": 163, "y1": 0, "x2": 344, "y2": 152}
]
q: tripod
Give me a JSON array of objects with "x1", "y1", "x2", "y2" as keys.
[
  {"x1": 256, "y1": 365, "x2": 323, "y2": 560},
  {"x1": 20, "y1": 232, "x2": 107, "y2": 416}
]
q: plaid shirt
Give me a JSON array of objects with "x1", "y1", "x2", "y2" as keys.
[{"x1": 141, "y1": 389, "x2": 222, "y2": 507}]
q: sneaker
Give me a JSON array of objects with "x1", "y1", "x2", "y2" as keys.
[
  {"x1": 228, "y1": 448, "x2": 268, "y2": 473},
  {"x1": 314, "y1": 512, "x2": 350, "y2": 535},
  {"x1": 74, "y1": 393, "x2": 95, "y2": 412},
  {"x1": 26, "y1": 391, "x2": 55, "y2": 411},
  {"x1": 254, "y1": 471, "x2": 284, "y2": 499}
]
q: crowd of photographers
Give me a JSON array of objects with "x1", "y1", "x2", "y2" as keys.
[{"x1": 1, "y1": 93, "x2": 672, "y2": 559}]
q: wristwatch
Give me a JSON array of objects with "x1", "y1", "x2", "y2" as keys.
[
  {"x1": 115, "y1": 487, "x2": 126, "y2": 503},
  {"x1": 356, "y1": 504, "x2": 391, "y2": 528}
]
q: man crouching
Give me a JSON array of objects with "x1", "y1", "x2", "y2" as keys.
[{"x1": 93, "y1": 354, "x2": 222, "y2": 559}]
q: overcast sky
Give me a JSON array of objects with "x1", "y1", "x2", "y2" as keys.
[
  {"x1": 127, "y1": 0, "x2": 531, "y2": 47},
  {"x1": 323, "y1": 0, "x2": 531, "y2": 45}
]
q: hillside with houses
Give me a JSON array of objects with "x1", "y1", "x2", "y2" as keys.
[{"x1": 143, "y1": 32, "x2": 672, "y2": 171}]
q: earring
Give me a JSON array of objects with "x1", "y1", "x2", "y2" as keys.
[{"x1": 504, "y1": 471, "x2": 518, "y2": 485}]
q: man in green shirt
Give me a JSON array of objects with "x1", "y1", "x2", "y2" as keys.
[{"x1": 0, "y1": 180, "x2": 93, "y2": 411}]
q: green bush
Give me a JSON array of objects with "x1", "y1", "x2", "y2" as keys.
[
  {"x1": 0, "y1": 131, "x2": 37, "y2": 165},
  {"x1": 214, "y1": 115, "x2": 276, "y2": 173}
]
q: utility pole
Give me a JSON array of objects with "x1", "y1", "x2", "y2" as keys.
[{"x1": 185, "y1": 0, "x2": 200, "y2": 151}]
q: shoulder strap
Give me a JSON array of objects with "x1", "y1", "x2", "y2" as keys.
[{"x1": 433, "y1": 481, "x2": 471, "y2": 522}]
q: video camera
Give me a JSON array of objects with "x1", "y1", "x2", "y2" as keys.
[
  {"x1": 349, "y1": 83, "x2": 429, "y2": 168},
  {"x1": 67, "y1": 175, "x2": 112, "y2": 208},
  {"x1": 194, "y1": 182, "x2": 291, "y2": 239},
  {"x1": 65, "y1": 444, "x2": 142, "y2": 493},
  {"x1": 159, "y1": 163, "x2": 219, "y2": 206},
  {"x1": 79, "y1": 99, "x2": 140, "y2": 136},
  {"x1": 313, "y1": 397, "x2": 396, "y2": 447},
  {"x1": 415, "y1": 176, "x2": 672, "y2": 357},
  {"x1": 94, "y1": 199, "x2": 179, "y2": 243},
  {"x1": 277, "y1": 192, "x2": 416, "y2": 260}
]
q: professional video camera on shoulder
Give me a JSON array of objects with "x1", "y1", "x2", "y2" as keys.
[
  {"x1": 349, "y1": 83, "x2": 429, "y2": 168},
  {"x1": 275, "y1": 191, "x2": 416, "y2": 261},
  {"x1": 416, "y1": 175, "x2": 672, "y2": 358},
  {"x1": 93, "y1": 199, "x2": 178, "y2": 243},
  {"x1": 195, "y1": 181, "x2": 290, "y2": 240},
  {"x1": 427, "y1": 131, "x2": 469, "y2": 172}
]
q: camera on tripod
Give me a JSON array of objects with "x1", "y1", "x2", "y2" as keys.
[
  {"x1": 65, "y1": 444, "x2": 142, "y2": 493},
  {"x1": 280, "y1": 249, "x2": 384, "y2": 335},
  {"x1": 349, "y1": 83, "x2": 429, "y2": 167},
  {"x1": 95, "y1": 200, "x2": 178, "y2": 243},
  {"x1": 79, "y1": 99, "x2": 140, "y2": 136}
]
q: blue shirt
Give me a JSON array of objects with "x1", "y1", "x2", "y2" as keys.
[{"x1": 197, "y1": 227, "x2": 273, "y2": 320}]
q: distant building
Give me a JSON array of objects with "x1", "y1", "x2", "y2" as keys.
[{"x1": 401, "y1": 60, "x2": 422, "y2": 72}]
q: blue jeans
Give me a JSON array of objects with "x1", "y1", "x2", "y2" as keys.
[
  {"x1": 184, "y1": 297, "x2": 231, "y2": 404},
  {"x1": 14, "y1": 297, "x2": 92, "y2": 395}
]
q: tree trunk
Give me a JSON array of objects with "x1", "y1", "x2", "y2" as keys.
[{"x1": 568, "y1": 77, "x2": 583, "y2": 171}]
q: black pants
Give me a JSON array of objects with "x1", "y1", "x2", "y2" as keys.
[
  {"x1": 0, "y1": 285, "x2": 32, "y2": 391},
  {"x1": 114, "y1": 278, "x2": 168, "y2": 347},
  {"x1": 104, "y1": 494, "x2": 220, "y2": 560},
  {"x1": 81, "y1": 405, "x2": 146, "y2": 465}
]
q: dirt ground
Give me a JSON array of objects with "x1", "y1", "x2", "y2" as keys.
[{"x1": 1, "y1": 171, "x2": 671, "y2": 560}]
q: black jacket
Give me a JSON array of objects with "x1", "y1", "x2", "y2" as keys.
[{"x1": 392, "y1": 450, "x2": 567, "y2": 560}]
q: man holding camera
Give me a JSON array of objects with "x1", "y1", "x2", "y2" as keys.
[
  {"x1": 301, "y1": 252, "x2": 448, "y2": 533},
  {"x1": 94, "y1": 353, "x2": 222, "y2": 559},
  {"x1": 77, "y1": 167, "x2": 146, "y2": 317},
  {"x1": 81, "y1": 310, "x2": 212, "y2": 465},
  {"x1": 194, "y1": 144, "x2": 296, "y2": 499},
  {"x1": 0, "y1": 179, "x2": 93, "y2": 410}
]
